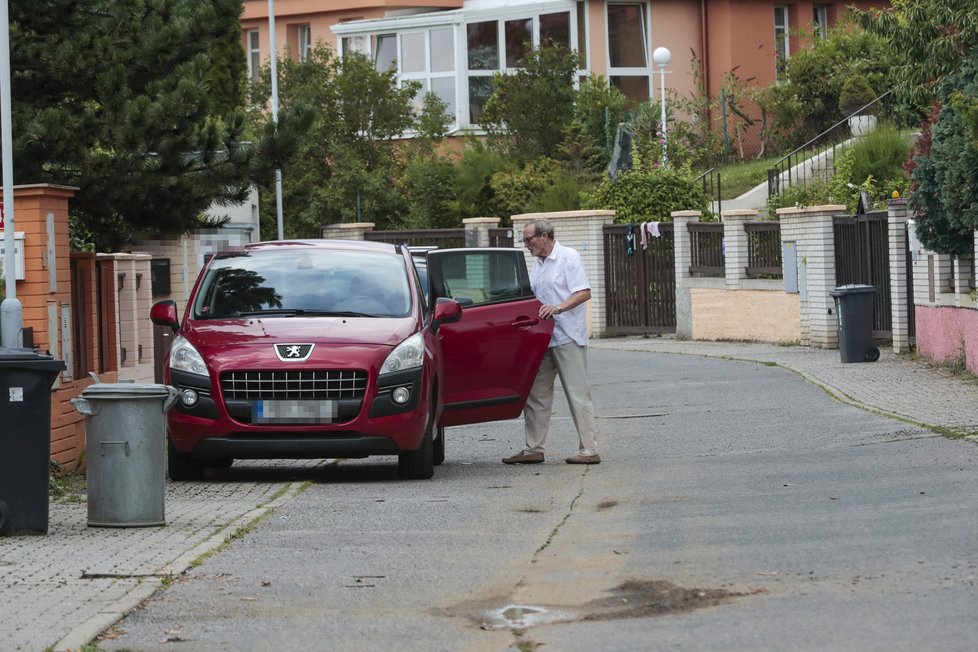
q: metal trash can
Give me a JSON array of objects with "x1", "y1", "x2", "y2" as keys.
[
  {"x1": 71, "y1": 383, "x2": 179, "y2": 527},
  {"x1": 0, "y1": 348, "x2": 66, "y2": 536},
  {"x1": 829, "y1": 284, "x2": 881, "y2": 363}
]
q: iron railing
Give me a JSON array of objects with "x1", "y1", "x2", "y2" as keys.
[
  {"x1": 745, "y1": 222, "x2": 783, "y2": 278},
  {"x1": 687, "y1": 222, "x2": 724, "y2": 277},
  {"x1": 767, "y1": 89, "x2": 894, "y2": 198},
  {"x1": 694, "y1": 167, "x2": 722, "y2": 216}
]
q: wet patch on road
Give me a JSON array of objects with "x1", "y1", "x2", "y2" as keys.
[
  {"x1": 464, "y1": 579, "x2": 746, "y2": 631},
  {"x1": 595, "y1": 500, "x2": 618, "y2": 511},
  {"x1": 579, "y1": 579, "x2": 743, "y2": 621}
]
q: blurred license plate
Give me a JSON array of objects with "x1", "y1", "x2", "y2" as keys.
[{"x1": 254, "y1": 400, "x2": 337, "y2": 424}]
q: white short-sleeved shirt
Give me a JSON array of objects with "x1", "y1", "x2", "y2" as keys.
[{"x1": 530, "y1": 240, "x2": 590, "y2": 348}]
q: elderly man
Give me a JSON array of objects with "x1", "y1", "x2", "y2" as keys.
[{"x1": 503, "y1": 218, "x2": 600, "y2": 465}]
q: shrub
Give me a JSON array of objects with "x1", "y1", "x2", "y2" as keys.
[
  {"x1": 490, "y1": 158, "x2": 584, "y2": 217},
  {"x1": 839, "y1": 74, "x2": 877, "y2": 116},
  {"x1": 395, "y1": 156, "x2": 461, "y2": 229},
  {"x1": 574, "y1": 76, "x2": 629, "y2": 166},
  {"x1": 909, "y1": 48, "x2": 978, "y2": 255},
  {"x1": 448, "y1": 142, "x2": 515, "y2": 220},
  {"x1": 847, "y1": 122, "x2": 911, "y2": 197},
  {"x1": 582, "y1": 165, "x2": 708, "y2": 223}
]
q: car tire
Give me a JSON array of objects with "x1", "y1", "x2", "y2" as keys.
[
  {"x1": 399, "y1": 409, "x2": 435, "y2": 480},
  {"x1": 433, "y1": 426, "x2": 445, "y2": 466},
  {"x1": 205, "y1": 457, "x2": 234, "y2": 470},
  {"x1": 167, "y1": 436, "x2": 206, "y2": 481}
]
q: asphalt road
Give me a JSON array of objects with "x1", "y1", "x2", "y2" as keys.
[{"x1": 99, "y1": 348, "x2": 978, "y2": 651}]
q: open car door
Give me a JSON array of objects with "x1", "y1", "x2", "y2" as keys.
[{"x1": 427, "y1": 248, "x2": 553, "y2": 427}]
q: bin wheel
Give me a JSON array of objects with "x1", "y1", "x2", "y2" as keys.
[
  {"x1": 167, "y1": 437, "x2": 206, "y2": 481},
  {"x1": 865, "y1": 347, "x2": 881, "y2": 362}
]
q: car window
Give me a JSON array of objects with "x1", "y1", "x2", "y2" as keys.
[
  {"x1": 193, "y1": 249, "x2": 413, "y2": 318},
  {"x1": 429, "y1": 250, "x2": 530, "y2": 308},
  {"x1": 413, "y1": 256, "x2": 430, "y2": 307}
]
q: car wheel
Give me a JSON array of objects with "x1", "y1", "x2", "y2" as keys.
[
  {"x1": 433, "y1": 426, "x2": 445, "y2": 466},
  {"x1": 399, "y1": 409, "x2": 435, "y2": 480},
  {"x1": 205, "y1": 457, "x2": 233, "y2": 470},
  {"x1": 167, "y1": 435, "x2": 206, "y2": 481}
]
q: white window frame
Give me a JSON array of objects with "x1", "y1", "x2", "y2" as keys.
[
  {"x1": 331, "y1": 2, "x2": 581, "y2": 132},
  {"x1": 247, "y1": 29, "x2": 261, "y2": 83},
  {"x1": 298, "y1": 24, "x2": 313, "y2": 62},
  {"x1": 398, "y1": 28, "x2": 458, "y2": 123},
  {"x1": 774, "y1": 5, "x2": 790, "y2": 80},
  {"x1": 605, "y1": 1, "x2": 652, "y2": 102},
  {"x1": 812, "y1": 5, "x2": 828, "y2": 40}
]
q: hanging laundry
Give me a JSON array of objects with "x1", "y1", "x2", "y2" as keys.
[
  {"x1": 639, "y1": 221, "x2": 661, "y2": 250},
  {"x1": 624, "y1": 224, "x2": 636, "y2": 255}
]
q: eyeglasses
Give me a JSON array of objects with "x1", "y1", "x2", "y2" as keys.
[{"x1": 522, "y1": 233, "x2": 542, "y2": 244}]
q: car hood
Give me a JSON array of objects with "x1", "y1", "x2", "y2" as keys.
[
  {"x1": 178, "y1": 316, "x2": 422, "y2": 376},
  {"x1": 184, "y1": 316, "x2": 418, "y2": 349}
]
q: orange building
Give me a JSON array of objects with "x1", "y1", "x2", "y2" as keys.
[{"x1": 242, "y1": 0, "x2": 888, "y2": 133}]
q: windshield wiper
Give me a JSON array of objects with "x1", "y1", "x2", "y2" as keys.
[{"x1": 233, "y1": 309, "x2": 377, "y2": 318}]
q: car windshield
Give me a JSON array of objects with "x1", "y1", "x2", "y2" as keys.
[{"x1": 192, "y1": 248, "x2": 413, "y2": 319}]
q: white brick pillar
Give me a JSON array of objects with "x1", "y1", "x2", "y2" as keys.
[
  {"x1": 320, "y1": 222, "x2": 375, "y2": 240},
  {"x1": 887, "y1": 198, "x2": 912, "y2": 352},
  {"x1": 672, "y1": 210, "x2": 702, "y2": 339},
  {"x1": 720, "y1": 210, "x2": 759, "y2": 289},
  {"x1": 933, "y1": 252, "x2": 954, "y2": 296},
  {"x1": 953, "y1": 254, "x2": 973, "y2": 307},
  {"x1": 462, "y1": 217, "x2": 500, "y2": 247},
  {"x1": 512, "y1": 210, "x2": 615, "y2": 338},
  {"x1": 777, "y1": 205, "x2": 845, "y2": 348}
]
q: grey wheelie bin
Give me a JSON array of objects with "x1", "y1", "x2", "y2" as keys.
[
  {"x1": 829, "y1": 284, "x2": 880, "y2": 363},
  {"x1": 0, "y1": 348, "x2": 66, "y2": 536},
  {"x1": 71, "y1": 383, "x2": 179, "y2": 527}
]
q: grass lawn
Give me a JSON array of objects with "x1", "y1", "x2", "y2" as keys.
[{"x1": 711, "y1": 156, "x2": 782, "y2": 200}]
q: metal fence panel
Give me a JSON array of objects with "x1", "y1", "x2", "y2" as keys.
[{"x1": 603, "y1": 224, "x2": 676, "y2": 335}]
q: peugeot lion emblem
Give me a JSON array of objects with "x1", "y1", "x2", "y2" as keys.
[{"x1": 274, "y1": 343, "x2": 315, "y2": 362}]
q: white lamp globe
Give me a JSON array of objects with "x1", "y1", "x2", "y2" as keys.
[{"x1": 653, "y1": 46, "x2": 671, "y2": 67}]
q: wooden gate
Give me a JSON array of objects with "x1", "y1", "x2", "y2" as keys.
[
  {"x1": 833, "y1": 211, "x2": 915, "y2": 338},
  {"x1": 603, "y1": 223, "x2": 676, "y2": 335}
]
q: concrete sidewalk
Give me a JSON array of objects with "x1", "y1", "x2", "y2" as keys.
[
  {"x1": 1, "y1": 337, "x2": 975, "y2": 651},
  {"x1": 0, "y1": 463, "x2": 321, "y2": 652}
]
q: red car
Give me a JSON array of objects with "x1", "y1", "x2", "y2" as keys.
[{"x1": 150, "y1": 240, "x2": 552, "y2": 480}]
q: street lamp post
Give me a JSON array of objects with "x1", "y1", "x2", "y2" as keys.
[
  {"x1": 268, "y1": 0, "x2": 284, "y2": 240},
  {"x1": 0, "y1": 0, "x2": 23, "y2": 348},
  {"x1": 652, "y1": 46, "x2": 671, "y2": 169}
]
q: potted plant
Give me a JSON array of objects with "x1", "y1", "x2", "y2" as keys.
[{"x1": 839, "y1": 74, "x2": 877, "y2": 136}]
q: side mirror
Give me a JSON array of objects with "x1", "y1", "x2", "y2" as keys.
[
  {"x1": 150, "y1": 300, "x2": 180, "y2": 333},
  {"x1": 432, "y1": 297, "x2": 462, "y2": 333}
]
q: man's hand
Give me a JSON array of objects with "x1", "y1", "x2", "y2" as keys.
[{"x1": 539, "y1": 304, "x2": 561, "y2": 320}]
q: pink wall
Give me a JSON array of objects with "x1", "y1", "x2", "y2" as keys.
[{"x1": 914, "y1": 306, "x2": 978, "y2": 374}]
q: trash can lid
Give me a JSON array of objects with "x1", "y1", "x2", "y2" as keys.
[
  {"x1": 0, "y1": 347, "x2": 55, "y2": 361},
  {"x1": 0, "y1": 347, "x2": 66, "y2": 372},
  {"x1": 830, "y1": 284, "x2": 876, "y2": 296},
  {"x1": 81, "y1": 383, "x2": 175, "y2": 399}
]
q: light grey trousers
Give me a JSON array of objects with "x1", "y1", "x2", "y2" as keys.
[{"x1": 523, "y1": 342, "x2": 598, "y2": 455}]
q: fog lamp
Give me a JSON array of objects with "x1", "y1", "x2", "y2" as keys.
[
  {"x1": 181, "y1": 388, "x2": 199, "y2": 407},
  {"x1": 392, "y1": 386, "x2": 411, "y2": 405}
]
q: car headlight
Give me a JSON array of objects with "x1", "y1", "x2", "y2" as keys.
[
  {"x1": 170, "y1": 335, "x2": 208, "y2": 378},
  {"x1": 379, "y1": 333, "x2": 424, "y2": 376}
]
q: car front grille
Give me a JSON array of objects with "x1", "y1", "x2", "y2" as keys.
[{"x1": 221, "y1": 370, "x2": 368, "y2": 401}]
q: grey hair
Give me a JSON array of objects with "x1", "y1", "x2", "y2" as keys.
[{"x1": 523, "y1": 218, "x2": 555, "y2": 240}]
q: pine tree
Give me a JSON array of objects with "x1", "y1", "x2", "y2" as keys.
[{"x1": 7, "y1": 0, "x2": 271, "y2": 250}]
